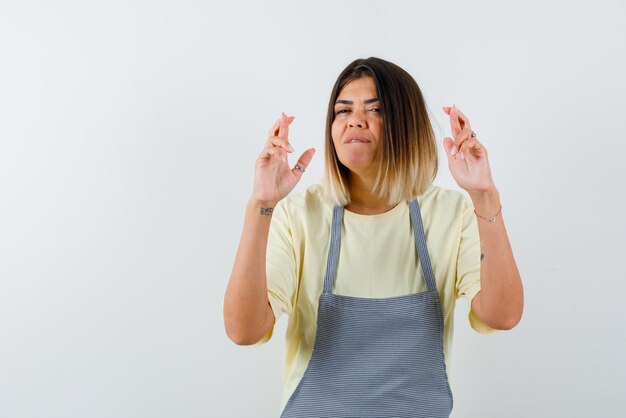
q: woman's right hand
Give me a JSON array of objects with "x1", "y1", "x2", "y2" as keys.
[{"x1": 252, "y1": 112, "x2": 316, "y2": 206}]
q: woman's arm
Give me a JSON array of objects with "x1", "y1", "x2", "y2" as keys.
[
  {"x1": 223, "y1": 113, "x2": 315, "y2": 345},
  {"x1": 442, "y1": 105, "x2": 524, "y2": 330},
  {"x1": 223, "y1": 199, "x2": 278, "y2": 345},
  {"x1": 469, "y1": 188, "x2": 523, "y2": 330}
]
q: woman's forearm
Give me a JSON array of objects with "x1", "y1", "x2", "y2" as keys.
[
  {"x1": 469, "y1": 188, "x2": 524, "y2": 330},
  {"x1": 223, "y1": 199, "x2": 276, "y2": 345}
]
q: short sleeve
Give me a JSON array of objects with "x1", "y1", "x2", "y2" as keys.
[
  {"x1": 255, "y1": 199, "x2": 298, "y2": 345},
  {"x1": 455, "y1": 196, "x2": 497, "y2": 335}
]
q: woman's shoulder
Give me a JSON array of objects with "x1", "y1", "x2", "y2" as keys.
[
  {"x1": 276, "y1": 182, "x2": 332, "y2": 221},
  {"x1": 421, "y1": 184, "x2": 472, "y2": 215}
]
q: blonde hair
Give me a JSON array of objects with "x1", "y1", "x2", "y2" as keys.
[{"x1": 323, "y1": 57, "x2": 438, "y2": 206}]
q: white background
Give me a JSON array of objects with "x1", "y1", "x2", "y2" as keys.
[{"x1": 1, "y1": 1, "x2": 625, "y2": 417}]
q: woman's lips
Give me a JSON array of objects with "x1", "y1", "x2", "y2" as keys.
[{"x1": 344, "y1": 137, "x2": 371, "y2": 144}]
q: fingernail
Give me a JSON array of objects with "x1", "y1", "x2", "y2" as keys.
[
  {"x1": 459, "y1": 151, "x2": 465, "y2": 160},
  {"x1": 451, "y1": 146, "x2": 458, "y2": 156},
  {"x1": 288, "y1": 144, "x2": 294, "y2": 152}
]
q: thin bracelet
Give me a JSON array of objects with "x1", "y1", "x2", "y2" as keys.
[{"x1": 474, "y1": 205, "x2": 502, "y2": 223}]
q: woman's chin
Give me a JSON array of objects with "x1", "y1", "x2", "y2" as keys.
[{"x1": 339, "y1": 158, "x2": 376, "y2": 176}]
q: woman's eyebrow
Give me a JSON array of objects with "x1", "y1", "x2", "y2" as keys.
[{"x1": 335, "y1": 98, "x2": 379, "y2": 105}]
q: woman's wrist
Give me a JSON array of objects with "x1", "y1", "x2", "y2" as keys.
[
  {"x1": 248, "y1": 197, "x2": 278, "y2": 215},
  {"x1": 468, "y1": 187, "x2": 501, "y2": 219}
]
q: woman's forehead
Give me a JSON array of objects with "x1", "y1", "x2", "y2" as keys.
[{"x1": 337, "y1": 77, "x2": 377, "y2": 102}]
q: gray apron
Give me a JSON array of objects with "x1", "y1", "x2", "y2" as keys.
[{"x1": 280, "y1": 199, "x2": 453, "y2": 418}]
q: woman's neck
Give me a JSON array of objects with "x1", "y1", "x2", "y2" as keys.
[{"x1": 345, "y1": 173, "x2": 398, "y2": 215}]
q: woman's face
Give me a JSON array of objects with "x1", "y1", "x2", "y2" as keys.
[{"x1": 331, "y1": 76, "x2": 383, "y2": 176}]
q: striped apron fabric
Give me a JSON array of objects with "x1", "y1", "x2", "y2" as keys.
[{"x1": 280, "y1": 199, "x2": 453, "y2": 418}]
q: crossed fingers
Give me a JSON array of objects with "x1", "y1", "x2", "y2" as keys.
[
  {"x1": 262, "y1": 113, "x2": 313, "y2": 175},
  {"x1": 443, "y1": 106, "x2": 480, "y2": 159},
  {"x1": 263, "y1": 113, "x2": 294, "y2": 162}
]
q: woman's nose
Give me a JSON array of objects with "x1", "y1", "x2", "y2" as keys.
[{"x1": 348, "y1": 113, "x2": 365, "y2": 128}]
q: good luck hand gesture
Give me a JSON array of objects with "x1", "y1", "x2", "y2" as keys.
[
  {"x1": 252, "y1": 112, "x2": 316, "y2": 206},
  {"x1": 442, "y1": 106, "x2": 497, "y2": 195}
]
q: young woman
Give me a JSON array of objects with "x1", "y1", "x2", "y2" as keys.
[{"x1": 223, "y1": 57, "x2": 523, "y2": 417}]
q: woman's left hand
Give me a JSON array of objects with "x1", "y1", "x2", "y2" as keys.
[{"x1": 442, "y1": 106, "x2": 496, "y2": 194}]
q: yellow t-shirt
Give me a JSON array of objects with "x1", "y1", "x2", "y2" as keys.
[{"x1": 258, "y1": 183, "x2": 493, "y2": 413}]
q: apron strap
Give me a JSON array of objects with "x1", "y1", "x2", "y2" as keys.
[
  {"x1": 409, "y1": 199, "x2": 437, "y2": 292},
  {"x1": 323, "y1": 199, "x2": 437, "y2": 294},
  {"x1": 323, "y1": 205, "x2": 344, "y2": 294}
]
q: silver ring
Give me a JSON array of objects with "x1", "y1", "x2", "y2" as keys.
[
  {"x1": 294, "y1": 164, "x2": 305, "y2": 173},
  {"x1": 471, "y1": 130, "x2": 477, "y2": 138}
]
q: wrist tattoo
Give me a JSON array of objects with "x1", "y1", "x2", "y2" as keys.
[
  {"x1": 259, "y1": 207, "x2": 274, "y2": 216},
  {"x1": 480, "y1": 253, "x2": 485, "y2": 261}
]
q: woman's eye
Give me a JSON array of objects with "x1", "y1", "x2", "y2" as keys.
[{"x1": 335, "y1": 108, "x2": 379, "y2": 116}]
